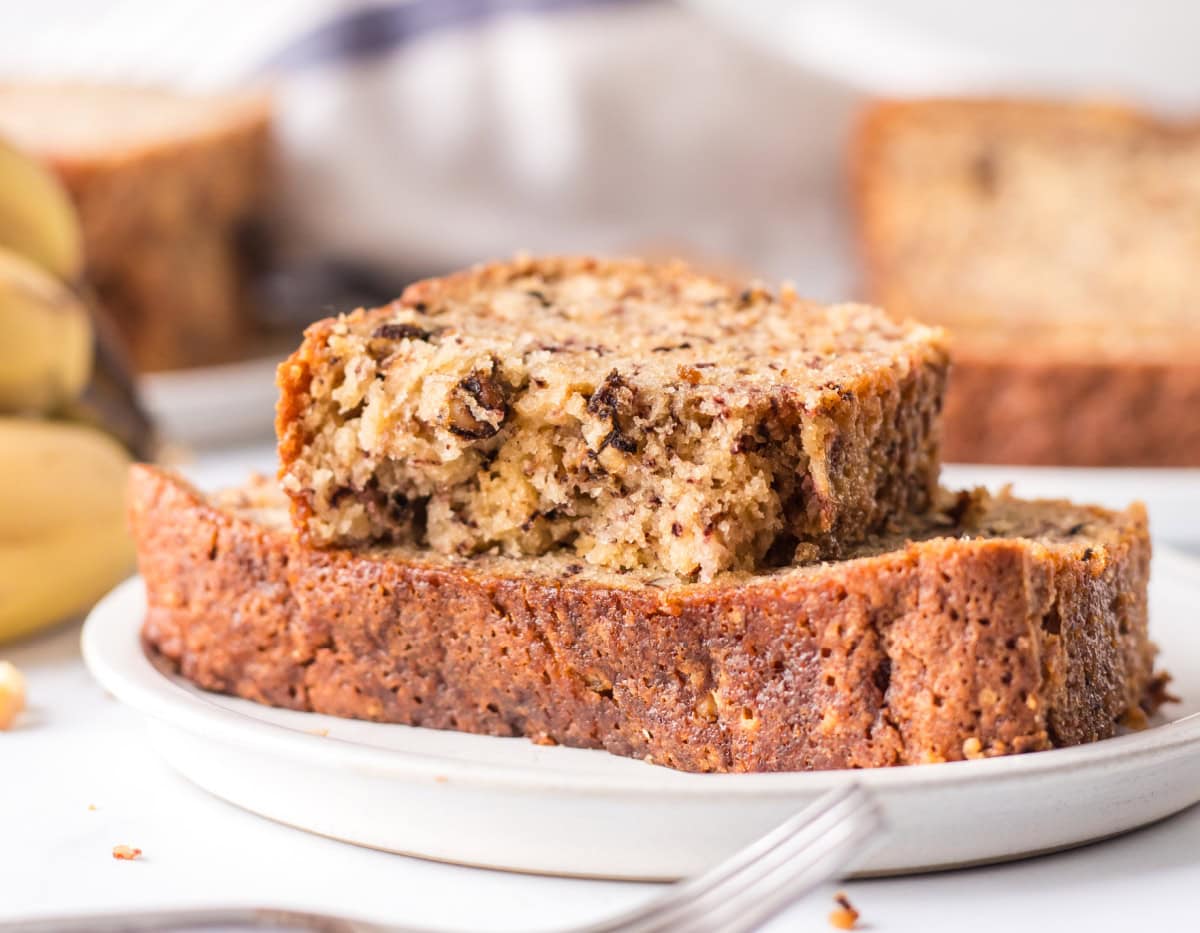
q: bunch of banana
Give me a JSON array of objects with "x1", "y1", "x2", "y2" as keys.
[{"x1": 0, "y1": 138, "x2": 147, "y2": 644}]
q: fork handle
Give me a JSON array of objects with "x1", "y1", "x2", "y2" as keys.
[{"x1": 0, "y1": 907, "x2": 404, "y2": 933}]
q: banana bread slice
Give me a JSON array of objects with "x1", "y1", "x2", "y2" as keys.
[
  {"x1": 851, "y1": 98, "x2": 1200, "y2": 465},
  {"x1": 0, "y1": 83, "x2": 272, "y2": 371},
  {"x1": 277, "y1": 256, "x2": 949, "y2": 580},
  {"x1": 131, "y1": 465, "x2": 1160, "y2": 773}
]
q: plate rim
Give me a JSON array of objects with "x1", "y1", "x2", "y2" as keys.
[{"x1": 82, "y1": 547, "x2": 1200, "y2": 799}]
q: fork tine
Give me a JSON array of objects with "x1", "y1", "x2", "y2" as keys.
[
  {"x1": 670, "y1": 785, "x2": 867, "y2": 899},
  {"x1": 691, "y1": 791, "x2": 881, "y2": 933},
  {"x1": 647, "y1": 786, "x2": 879, "y2": 933},
  {"x1": 581, "y1": 784, "x2": 879, "y2": 933}
]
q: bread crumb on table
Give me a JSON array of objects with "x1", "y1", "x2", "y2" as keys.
[
  {"x1": 0, "y1": 661, "x2": 26, "y2": 730},
  {"x1": 829, "y1": 892, "x2": 860, "y2": 930},
  {"x1": 111, "y1": 845, "x2": 142, "y2": 861}
]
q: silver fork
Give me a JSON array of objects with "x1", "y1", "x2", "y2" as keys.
[{"x1": 3, "y1": 785, "x2": 880, "y2": 933}]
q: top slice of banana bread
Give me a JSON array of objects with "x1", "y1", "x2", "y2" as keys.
[{"x1": 278, "y1": 256, "x2": 949, "y2": 580}]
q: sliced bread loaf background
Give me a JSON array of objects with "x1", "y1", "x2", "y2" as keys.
[
  {"x1": 852, "y1": 98, "x2": 1200, "y2": 465},
  {"x1": 0, "y1": 83, "x2": 272, "y2": 371}
]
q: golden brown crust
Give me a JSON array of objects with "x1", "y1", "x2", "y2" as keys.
[
  {"x1": 131, "y1": 465, "x2": 1158, "y2": 772},
  {"x1": 850, "y1": 98, "x2": 1200, "y2": 465}
]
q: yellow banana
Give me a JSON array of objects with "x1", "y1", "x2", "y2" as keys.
[
  {"x1": 0, "y1": 516, "x2": 132, "y2": 644},
  {"x1": 0, "y1": 417, "x2": 129, "y2": 538},
  {"x1": 0, "y1": 247, "x2": 93, "y2": 414},
  {"x1": 0, "y1": 418, "x2": 132, "y2": 644},
  {"x1": 0, "y1": 137, "x2": 83, "y2": 282}
]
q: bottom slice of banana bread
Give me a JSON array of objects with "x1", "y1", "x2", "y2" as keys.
[{"x1": 130, "y1": 465, "x2": 1161, "y2": 772}]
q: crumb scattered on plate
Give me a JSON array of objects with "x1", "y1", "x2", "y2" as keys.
[
  {"x1": 112, "y1": 845, "x2": 142, "y2": 860},
  {"x1": 829, "y1": 892, "x2": 860, "y2": 930},
  {"x1": 0, "y1": 660, "x2": 26, "y2": 730}
]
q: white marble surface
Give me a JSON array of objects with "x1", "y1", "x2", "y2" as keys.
[{"x1": 3, "y1": 446, "x2": 1200, "y2": 931}]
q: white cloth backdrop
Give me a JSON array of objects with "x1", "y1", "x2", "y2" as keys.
[
  {"x1": 0, "y1": 0, "x2": 860, "y2": 297},
  {"x1": 1, "y1": 0, "x2": 1194, "y2": 298}
]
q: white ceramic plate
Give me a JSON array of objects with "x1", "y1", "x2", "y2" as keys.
[{"x1": 82, "y1": 550, "x2": 1200, "y2": 880}]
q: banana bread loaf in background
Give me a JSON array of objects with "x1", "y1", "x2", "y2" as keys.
[
  {"x1": 278, "y1": 255, "x2": 950, "y2": 581},
  {"x1": 131, "y1": 465, "x2": 1160, "y2": 773},
  {"x1": 852, "y1": 98, "x2": 1200, "y2": 466},
  {"x1": 0, "y1": 83, "x2": 273, "y2": 371}
]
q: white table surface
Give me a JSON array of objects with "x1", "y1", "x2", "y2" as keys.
[{"x1": 4, "y1": 445, "x2": 1200, "y2": 932}]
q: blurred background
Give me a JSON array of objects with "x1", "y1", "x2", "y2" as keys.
[
  {"x1": 4, "y1": 3, "x2": 1200, "y2": 917},
  {"x1": 0, "y1": 0, "x2": 1196, "y2": 464}
]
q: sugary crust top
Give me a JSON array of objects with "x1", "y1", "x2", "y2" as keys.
[{"x1": 305, "y1": 254, "x2": 947, "y2": 408}]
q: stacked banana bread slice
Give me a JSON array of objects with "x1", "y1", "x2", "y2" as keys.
[
  {"x1": 277, "y1": 256, "x2": 949, "y2": 580},
  {"x1": 131, "y1": 256, "x2": 1163, "y2": 772}
]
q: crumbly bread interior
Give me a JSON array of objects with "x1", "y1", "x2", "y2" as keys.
[
  {"x1": 279, "y1": 257, "x2": 948, "y2": 580},
  {"x1": 856, "y1": 100, "x2": 1200, "y2": 361},
  {"x1": 223, "y1": 476, "x2": 1124, "y2": 591}
]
